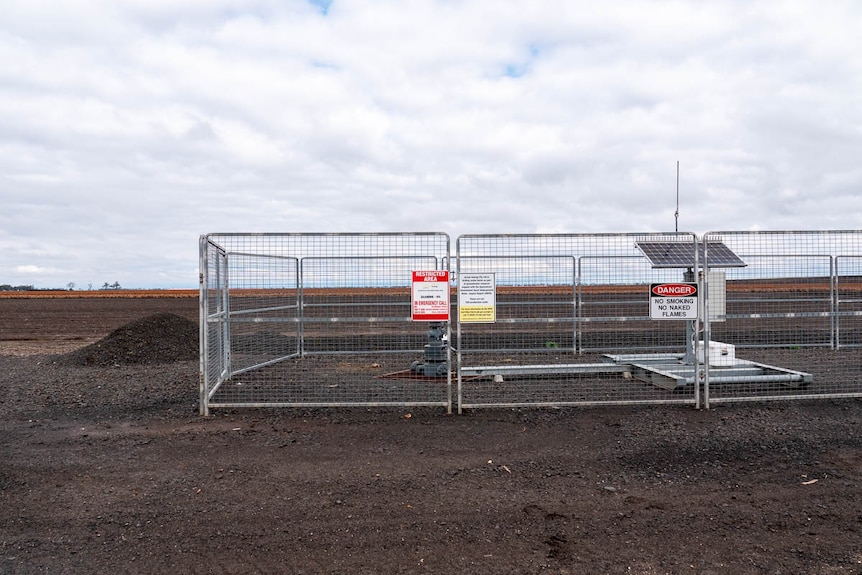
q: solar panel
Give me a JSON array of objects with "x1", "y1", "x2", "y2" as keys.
[{"x1": 636, "y1": 241, "x2": 746, "y2": 268}]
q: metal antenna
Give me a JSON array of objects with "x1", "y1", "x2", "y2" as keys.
[{"x1": 674, "y1": 161, "x2": 680, "y2": 233}]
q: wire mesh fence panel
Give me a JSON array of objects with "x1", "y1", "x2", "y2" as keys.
[
  {"x1": 703, "y1": 231, "x2": 862, "y2": 404},
  {"x1": 200, "y1": 238, "x2": 228, "y2": 414},
  {"x1": 199, "y1": 233, "x2": 451, "y2": 414},
  {"x1": 455, "y1": 233, "x2": 701, "y2": 410}
]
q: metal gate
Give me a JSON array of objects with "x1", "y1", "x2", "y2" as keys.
[
  {"x1": 455, "y1": 233, "x2": 703, "y2": 411},
  {"x1": 199, "y1": 233, "x2": 451, "y2": 415},
  {"x1": 702, "y1": 230, "x2": 862, "y2": 405}
]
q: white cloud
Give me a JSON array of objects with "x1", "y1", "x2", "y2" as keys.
[
  {"x1": 2, "y1": 0, "x2": 862, "y2": 287},
  {"x1": 15, "y1": 264, "x2": 62, "y2": 277}
]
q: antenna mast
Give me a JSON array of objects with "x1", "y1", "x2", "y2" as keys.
[{"x1": 674, "y1": 161, "x2": 680, "y2": 233}]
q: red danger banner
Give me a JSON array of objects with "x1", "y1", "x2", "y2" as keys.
[
  {"x1": 651, "y1": 283, "x2": 698, "y2": 297},
  {"x1": 411, "y1": 271, "x2": 450, "y2": 321}
]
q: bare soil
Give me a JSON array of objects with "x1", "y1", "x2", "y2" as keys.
[{"x1": 1, "y1": 295, "x2": 861, "y2": 574}]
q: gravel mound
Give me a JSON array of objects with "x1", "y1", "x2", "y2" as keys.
[{"x1": 63, "y1": 312, "x2": 198, "y2": 366}]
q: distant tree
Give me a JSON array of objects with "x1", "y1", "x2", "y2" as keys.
[
  {"x1": 110, "y1": 281, "x2": 121, "y2": 290},
  {"x1": 88, "y1": 282, "x2": 93, "y2": 291},
  {"x1": 66, "y1": 282, "x2": 76, "y2": 291},
  {"x1": 101, "y1": 282, "x2": 110, "y2": 290}
]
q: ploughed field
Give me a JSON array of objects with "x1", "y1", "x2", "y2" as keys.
[{"x1": 1, "y1": 291, "x2": 861, "y2": 574}]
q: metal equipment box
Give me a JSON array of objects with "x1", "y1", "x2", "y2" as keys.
[{"x1": 697, "y1": 341, "x2": 736, "y2": 366}]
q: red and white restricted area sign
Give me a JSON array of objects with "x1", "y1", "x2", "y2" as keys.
[{"x1": 411, "y1": 270, "x2": 450, "y2": 321}]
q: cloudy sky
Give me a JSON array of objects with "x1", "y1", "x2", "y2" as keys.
[{"x1": 2, "y1": 0, "x2": 862, "y2": 289}]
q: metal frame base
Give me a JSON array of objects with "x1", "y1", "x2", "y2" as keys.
[{"x1": 461, "y1": 353, "x2": 814, "y2": 392}]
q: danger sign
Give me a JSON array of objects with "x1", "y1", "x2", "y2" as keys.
[
  {"x1": 411, "y1": 271, "x2": 450, "y2": 321},
  {"x1": 649, "y1": 282, "x2": 698, "y2": 320}
]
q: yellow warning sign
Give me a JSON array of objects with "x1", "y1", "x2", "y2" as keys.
[{"x1": 459, "y1": 306, "x2": 495, "y2": 323}]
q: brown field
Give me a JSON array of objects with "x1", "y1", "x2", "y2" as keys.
[
  {"x1": 1, "y1": 277, "x2": 840, "y2": 300},
  {"x1": 1, "y1": 294, "x2": 861, "y2": 574},
  {"x1": 0, "y1": 289, "x2": 198, "y2": 299}
]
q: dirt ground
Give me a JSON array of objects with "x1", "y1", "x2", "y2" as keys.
[{"x1": 1, "y1": 295, "x2": 861, "y2": 575}]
